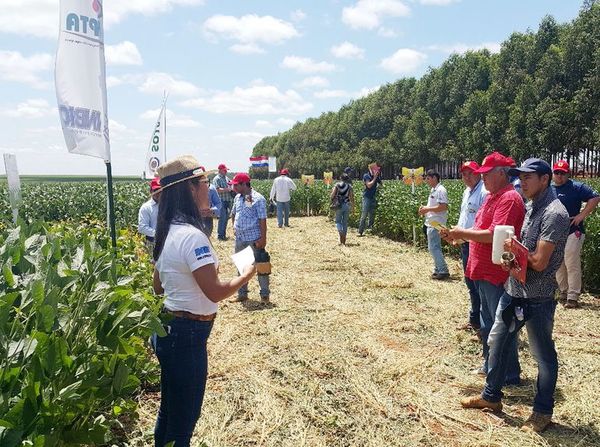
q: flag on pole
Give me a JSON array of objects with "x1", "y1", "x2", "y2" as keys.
[
  {"x1": 3, "y1": 154, "x2": 21, "y2": 224},
  {"x1": 55, "y1": 0, "x2": 110, "y2": 161},
  {"x1": 144, "y1": 96, "x2": 167, "y2": 179},
  {"x1": 268, "y1": 156, "x2": 277, "y2": 173},
  {"x1": 250, "y1": 156, "x2": 269, "y2": 168}
]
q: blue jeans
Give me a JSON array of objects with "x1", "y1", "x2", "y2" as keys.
[
  {"x1": 235, "y1": 239, "x2": 270, "y2": 298},
  {"x1": 475, "y1": 280, "x2": 520, "y2": 384},
  {"x1": 461, "y1": 243, "x2": 481, "y2": 328},
  {"x1": 335, "y1": 202, "x2": 350, "y2": 234},
  {"x1": 426, "y1": 227, "x2": 449, "y2": 274},
  {"x1": 152, "y1": 317, "x2": 214, "y2": 447},
  {"x1": 483, "y1": 294, "x2": 558, "y2": 415},
  {"x1": 217, "y1": 201, "x2": 231, "y2": 239},
  {"x1": 358, "y1": 196, "x2": 376, "y2": 234},
  {"x1": 276, "y1": 201, "x2": 291, "y2": 227}
]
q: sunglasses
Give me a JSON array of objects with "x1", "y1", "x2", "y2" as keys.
[{"x1": 553, "y1": 171, "x2": 567, "y2": 175}]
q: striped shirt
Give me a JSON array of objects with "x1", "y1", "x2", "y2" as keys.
[{"x1": 212, "y1": 173, "x2": 232, "y2": 203}]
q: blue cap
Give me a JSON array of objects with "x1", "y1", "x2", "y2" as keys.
[{"x1": 508, "y1": 158, "x2": 552, "y2": 177}]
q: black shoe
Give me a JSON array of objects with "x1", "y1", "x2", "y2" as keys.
[
  {"x1": 217, "y1": 236, "x2": 228, "y2": 241},
  {"x1": 432, "y1": 273, "x2": 450, "y2": 280}
]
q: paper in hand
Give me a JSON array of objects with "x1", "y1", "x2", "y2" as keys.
[{"x1": 231, "y1": 246, "x2": 255, "y2": 274}]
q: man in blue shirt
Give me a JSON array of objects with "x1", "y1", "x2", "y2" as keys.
[
  {"x1": 200, "y1": 184, "x2": 221, "y2": 238},
  {"x1": 358, "y1": 163, "x2": 382, "y2": 236},
  {"x1": 456, "y1": 161, "x2": 487, "y2": 332},
  {"x1": 551, "y1": 160, "x2": 600, "y2": 308},
  {"x1": 230, "y1": 173, "x2": 270, "y2": 303}
]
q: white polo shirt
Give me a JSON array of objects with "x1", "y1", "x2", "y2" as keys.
[
  {"x1": 156, "y1": 223, "x2": 219, "y2": 315},
  {"x1": 425, "y1": 183, "x2": 449, "y2": 227}
]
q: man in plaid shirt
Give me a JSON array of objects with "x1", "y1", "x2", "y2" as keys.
[
  {"x1": 212, "y1": 163, "x2": 233, "y2": 240},
  {"x1": 230, "y1": 173, "x2": 270, "y2": 302}
]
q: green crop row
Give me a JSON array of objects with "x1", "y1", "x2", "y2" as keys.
[{"x1": 0, "y1": 221, "x2": 162, "y2": 446}]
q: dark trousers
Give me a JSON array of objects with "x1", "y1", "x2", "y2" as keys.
[
  {"x1": 461, "y1": 243, "x2": 481, "y2": 328},
  {"x1": 152, "y1": 318, "x2": 214, "y2": 447}
]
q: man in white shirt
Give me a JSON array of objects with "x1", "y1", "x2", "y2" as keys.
[
  {"x1": 138, "y1": 177, "x2": 161, "y2": 255},
  {"x1": 418, "y1": 169, "x2": 449, "y2": 279},
  {"x1": 269, "y1": 168, "x2": 297, "y2": 228}
]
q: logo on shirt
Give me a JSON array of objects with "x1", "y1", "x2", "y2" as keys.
[{"x1": 194, "y1": 246, "x2": 212, "y2": 261}]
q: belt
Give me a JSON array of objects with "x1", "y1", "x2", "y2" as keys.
[{"x1": 165, "y1": 309, "x2": 216, "y2": 322}]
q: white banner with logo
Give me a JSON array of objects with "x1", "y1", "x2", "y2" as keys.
[
  {"x1": 3, "y1": 154, "x2": 21, "y2": 223},
  {"x1": 268, "y1": 156, "x2": 277, "y2": 173},
  {"x1": 144, "y1": 98, "x2": 167, "y2": 179},
  {"x1": 55, "y1": 0, "x2": 111, "y2": 161}
]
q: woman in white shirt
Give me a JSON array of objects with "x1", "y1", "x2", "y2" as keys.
[{"x1": 152, "y1": 155, "x2": 255, "y2": 447}]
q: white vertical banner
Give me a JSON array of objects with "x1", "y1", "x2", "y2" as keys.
[
  {"x1": 144, "y1": 97, "x2": 167, "y2": 179},
  {"x1": 268, "y1": 156, "x2": 277, "y2": 173},
  {"x1": 55, "y1": 0, "x2": 111, "y2": 161},
  {"x1": 3, "y1": 154, "x2": 21, "y2": 224}
]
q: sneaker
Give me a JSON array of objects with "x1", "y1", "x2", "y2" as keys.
[
  {"x1": 260, "y1": 296, "x2": 270, "y2": 303},
  {"x1": 564, "y1": 299, "x2": 579, "y2": 309},
  {"x1": 234, "y1": 296, "x2": 248, "y2": 302},
  {"x1": 357, "y1": 233, "x2": 364, "y2": 237},
  {"x1": 520, "y1": 411, "x2": 552, "y2": 433},
  {"x1": 460, "y1": 395, "x2": 502, "y2": 412}
]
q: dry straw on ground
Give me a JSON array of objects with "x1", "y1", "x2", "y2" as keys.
[{"x1": 129, "y1": 216, "x2": 600, "y2": 447}]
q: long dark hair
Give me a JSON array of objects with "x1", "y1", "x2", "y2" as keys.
[{"x1": 153, "y1": 178, "x2": 203, "y2": 261}]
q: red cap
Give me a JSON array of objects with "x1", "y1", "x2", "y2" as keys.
[
  {"x1": 553, "y1": 160, "x2": 569, "y2": 173},
  {"x1": 229, "y1": 173, "x2": 251, "y2": 185},
  {"x1": 474, "y1": 151, "x2": 514, "y2": 173},
  {"x1": 506, "y1": 157, "x2": 517, "y2": 168},
  {"x1": 218, "y1": 163, "x2": 228, "y2": 171},
  {"x1": 150, "y1": 177, "x2": 161, "y2": 191},
  {"x1": 459, "y1": 161, "x2": 480, "y2": 173},
  {"x1": 280, "y1": 168, "x2": 289, "y2": 175}
]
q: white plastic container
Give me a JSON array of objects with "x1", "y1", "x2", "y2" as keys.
[{"x1": 492, "y1": 225, "x2": 515, "y2": 264}]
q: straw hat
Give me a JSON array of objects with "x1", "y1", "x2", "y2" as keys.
[{"x1": 157, "y1": 155, "x2": 214, "y2": 190}]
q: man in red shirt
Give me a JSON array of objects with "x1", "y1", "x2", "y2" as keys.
[{"x1": 443, "y1": 152, "x2": 525, "y2": 383}]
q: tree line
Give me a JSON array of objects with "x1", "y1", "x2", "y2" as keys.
[{"x1": 252, "y1": 2, "x2": 600, "y2": 179}]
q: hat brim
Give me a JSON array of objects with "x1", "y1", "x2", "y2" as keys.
[
  {"x1": 460, "y1": 166, "x2": 477, "y2": 173},
  {"x1": 507, "y1": 167, "x2": 537, "y2": 176},
  {"x1": 157, "y1": 169, "x2": 215, "y2": 193},
  {"x1": 473, "y1": 165, "x2": 496, "y2": 174},
  {"x1": 553, "y1": 168, "x2": 569, "y2": 173}
]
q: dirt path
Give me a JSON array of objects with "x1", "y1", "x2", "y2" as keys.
[{"x1": 133, "y1": 216, "x2": 600, "y2": 447}]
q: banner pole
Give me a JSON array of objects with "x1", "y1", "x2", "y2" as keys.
[{"x1": 105, "y1": 161, "x2": 117, "y2": 249}]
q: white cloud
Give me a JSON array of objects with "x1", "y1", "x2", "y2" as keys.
[
  {"x1": 0, "y1": 50, "x2": 52, "y2": 89},
  {"x1": 291, "y1": 9, "x2": 307, "y2": 22},
  {"x1": 380, "y1": 48, "x2": 427, "y2": 74},
  {"x1": 138, "y1": 72, "x2": 201, "y2": 97},
  {"x1": 314, "y1": 89, "x2": 351, "y2": 99},
  {"x1": 331, "y1": 42, "x2": 365, "y2": 59},
  {"x1": 230, "y1": 131, "x2": 264, "y2": 139},
  {"x1": 106, "y1": 41, "x2": 143, "y2": 66},
  {"x1": 277, "y1": 118, "x2": 296, "y2": 126},
  {"x1": 0, "y1": 0, "x2": 205, "y2": 39},
  {"x1": 314, "y1": 85, "x2": 381, "y2": 100},
  {"x1": 281, "y1": 56, "x2": 336, "y2": 74},
  {"x1": 106, "y1": 76, "x2": 125, "y2": 88},
  {"x1": 426, "y1": 42, "x2": 501, "y2": 55},
  {"x1": 180, "y1": 83, "x2": 313, "y2": 116},
  {"x1": 203, "y1": 14, "x2": 299, "y2": 53},
  {"x1": 294, "y1": 76, "x2": 330, "y2": 89},
  {"x1": 140, "y1": 108, "x2": 200, "y2": 128},
  {"x1": 230, "y1": 43, "x2": 266, "y2": 54},
  {"x1": 255, "y1": 120, "x2": 272, "y2": 128},
  {"x1": 342, "y1": 0, "x2": 410, "y2": 30},
  {"x1": 378, "y1": 27, "x2": 398, "y2": 38},
  {"x1": 420, "y1": 0, "x2": 460, "y2": 5},
  {"x1": 0, "y1": 99, "x2": 53, "y2": 119}
]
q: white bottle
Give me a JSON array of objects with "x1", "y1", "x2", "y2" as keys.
[{"x1": 492, "y1": 225, "x2": 515, "y2": 264}]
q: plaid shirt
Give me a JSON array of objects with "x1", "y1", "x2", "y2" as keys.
[
  {"x1": 212, "y1": 173, "x2": 232, "y2": 203},
  {"x1": 466, "y1": 184, "x2": 526, "y2": 285},
  {"x1": 232, "y1": 189, "x2": 267, "y2": 242}
]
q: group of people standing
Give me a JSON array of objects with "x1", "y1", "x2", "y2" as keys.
[
  {"x1": 137, "y1": 152, "x2": 597, "y2": 445},
  {"x1": 419, "y1": 151, "x2": 598, "y2": 433}
]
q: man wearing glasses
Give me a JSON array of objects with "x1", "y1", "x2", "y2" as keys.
[{"x1": 551, "y1": 161, "x2": 600, "y2": 308}]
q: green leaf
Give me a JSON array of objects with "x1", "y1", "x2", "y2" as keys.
[
  {"x1": 31, "y1": 279, "x2": 45, "y2": 305},
  {"x1": 112, "y1": 362, "x2": 129, "y2": 394},
  {"x1": 3, "y1": 263, "x2": 15, "y2": 288},
  {"x1": 58, "y1": 381, "x2": 82, "y2": 400},
  {"x1": 0, "y1": 427, "x2": 23, "y2": 447},
  {"x1": 36, "y1": 304, "x2": 55, "y2": 332}
]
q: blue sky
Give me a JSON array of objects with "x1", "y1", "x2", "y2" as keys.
[{"x1": 0, "y1": 0, "x2": 582, "y2": 176}]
